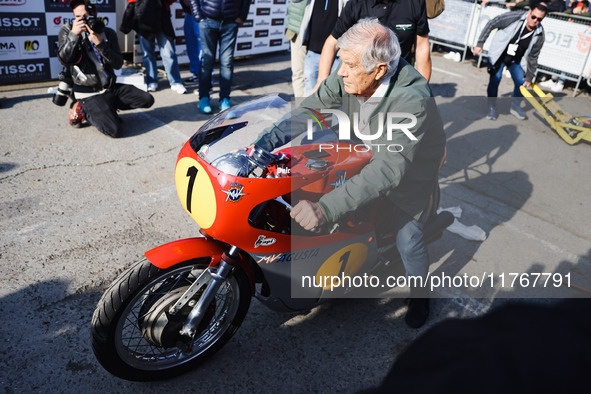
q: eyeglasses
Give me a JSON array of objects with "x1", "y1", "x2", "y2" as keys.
[{"x1": 530, "y1": 15, "x2": 544, "y2": 21}]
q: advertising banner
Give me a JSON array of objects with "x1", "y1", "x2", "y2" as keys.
[
  {"x1": 537, "y1": 17, "x2": 591, "y2": 78},
  {"x1": 0, "y1": 0, "x2": 116, "y2": 84},
  {"x1": 137, "y1": 0, "x2": 289, "y2": 67},
  {"x1": 1, "y1": 0, "x2": 288, "y2": 84}
]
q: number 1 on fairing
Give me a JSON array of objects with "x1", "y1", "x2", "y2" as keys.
[
  {"x1": 338, "y1": 251, "x2": 351, "y2": 276},
  {"x1": 186, "y1": 166, "x2": 198, "y2": 213}
]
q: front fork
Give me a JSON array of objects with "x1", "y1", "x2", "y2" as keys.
[{"x1": 174, "y1": 246, "x2": 240, "y2": 339}]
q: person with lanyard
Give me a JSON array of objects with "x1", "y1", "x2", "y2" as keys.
[{"x1": 473, "y1": 1, "x2": 547, "y2": 121}]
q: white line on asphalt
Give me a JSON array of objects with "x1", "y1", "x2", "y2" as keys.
[{"x1": 432, "y1": 67, "x2": 464, "y2": 78}]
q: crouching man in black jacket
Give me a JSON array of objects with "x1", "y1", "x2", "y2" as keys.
[{"x1": 58, "y1": 0, "x2": 154, "y2": 137}]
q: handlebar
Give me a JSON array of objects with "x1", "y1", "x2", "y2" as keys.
[{"x1": 247, "y1": 145, "x2": 288, "y2": 169}]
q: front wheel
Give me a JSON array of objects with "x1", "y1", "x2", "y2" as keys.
[{"x1": 91, "y1": 258, "x2": 251, "y2": 381}]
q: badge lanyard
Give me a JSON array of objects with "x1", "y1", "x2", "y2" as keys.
[{"x1": 507, "y1": 19, "x2": 534, "y2": 56}]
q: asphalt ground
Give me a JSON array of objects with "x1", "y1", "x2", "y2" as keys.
[{"x1": 1, "y1": 50, "x2": 591, "y2": 392}]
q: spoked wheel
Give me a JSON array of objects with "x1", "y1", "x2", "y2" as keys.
[{"x1": 91, "y1": 258, "x2": 251, "y2": 381}]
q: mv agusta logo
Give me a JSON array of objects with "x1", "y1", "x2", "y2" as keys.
[
  {"x1": 256, "y1": 254, "x2": 283, "y2": 264},
  {"x1": 329, "y1": 170, "x2": 347, "y2": 188},
  {"x1": 256, "y1": 249, "x2": 320, "y2": 264},
  {"x1": 221, "y1": 183, "x2": 247, "y2": 202}
]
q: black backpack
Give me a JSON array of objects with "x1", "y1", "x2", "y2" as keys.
[{"x1": 119, "y1": 0, "x2": 164, "y2": 36}]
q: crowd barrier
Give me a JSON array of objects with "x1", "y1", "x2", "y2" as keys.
[
  {"x1": 429, "y1": 0, "x2": 591, "y2": 95},
  {"x1": 0, "y1": 0, "x2": 289, "y2": 85}
]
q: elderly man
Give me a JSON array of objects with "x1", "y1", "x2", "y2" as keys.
[{"x1": 254, "y1": 19, "x2": 446, "y2": 328}]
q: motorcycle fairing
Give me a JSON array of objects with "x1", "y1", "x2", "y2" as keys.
[
  {"x1": 144, "y1": 237, "x2": 256, "y2": 294},
  {"x1": 249, "y1": 228, "x2": 379, "y2": 310}
]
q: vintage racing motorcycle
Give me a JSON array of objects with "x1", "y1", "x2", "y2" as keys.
[{"x1": 91, "y1": 95, "x2": 454, "y2": 381}]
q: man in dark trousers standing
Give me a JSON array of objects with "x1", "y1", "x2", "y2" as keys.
[{"x1": 189, "y1": 0, "x2": 251, "y2": 114}]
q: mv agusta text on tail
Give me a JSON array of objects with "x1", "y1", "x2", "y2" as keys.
[{"x1": 91, "y1": 95, "x2": 453, "y2": 380}]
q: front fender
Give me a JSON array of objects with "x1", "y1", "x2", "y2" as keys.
[{"x1": 145, "y1": 237, "x2": 255, "y2": 294}]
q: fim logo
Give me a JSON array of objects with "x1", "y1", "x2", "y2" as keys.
[{"x1": 221, "y1": 182, "x2": 247, "y2": 202}]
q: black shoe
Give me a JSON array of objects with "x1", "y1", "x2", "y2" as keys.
[
  {"x1": 405, "y1": 298, "x2": 430, "y2": 328},
  {"x1": 184, "y1": 75, "x2": 199, "y2": 84}
]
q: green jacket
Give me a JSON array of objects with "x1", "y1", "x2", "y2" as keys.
[
  {"x1": 286, "y1": 0, "x2": 307, "y2": 40},
  {"x1": 255, "y1": 59, "x2": 446, "y2": 222}
]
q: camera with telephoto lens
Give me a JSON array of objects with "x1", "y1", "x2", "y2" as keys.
[
  {"x1": 83, "y1": 2, "x2": 105, "y2": 34},
  {"x1": 52, "y1": 70, "x2": 73, "y2": 107}
]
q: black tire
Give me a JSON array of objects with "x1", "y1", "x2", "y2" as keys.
[{"x1": 91, "y1": 258, "x2": 251, "y2": 381}]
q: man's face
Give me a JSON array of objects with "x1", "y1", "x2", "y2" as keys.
[
  {"x1": 73, "y1": 4, "x2": 88, "y2": 21},
  {"x1": 526, "y1": 8, "x2": 546, "y2": 30},
  {"x1": 337, "y1": 48, "x2": 383, "y2": 97}
]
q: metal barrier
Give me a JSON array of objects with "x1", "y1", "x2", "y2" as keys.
[
  {"x1": 536, "y1": 11, "x2": 591, "y2": 95},
  {"x1": 429, "y1": 0, "x2": 591, "y2": 96},
  {"x1": 428, "y1": 0, "x2": 480, "y2": 61}
]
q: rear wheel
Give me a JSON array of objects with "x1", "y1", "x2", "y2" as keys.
[{"x1": 91, "y1": 258, "x2": 251, "y2": 381}]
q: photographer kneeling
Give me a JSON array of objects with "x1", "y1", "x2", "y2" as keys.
[{"x1": 58, "y1": 0, "x2": 154, "y2": 137}]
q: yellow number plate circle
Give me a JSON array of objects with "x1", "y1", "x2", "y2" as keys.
[
  {"x1": 316, "y1": 243, "x2": 368, "y2": 290},
  {"x1": 175, "y1": 157, "x2": 217, "y2": 229}
]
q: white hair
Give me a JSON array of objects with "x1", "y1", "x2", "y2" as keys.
[{"x1": 337, "y1": 18, "x2": 401, "y2": 80}]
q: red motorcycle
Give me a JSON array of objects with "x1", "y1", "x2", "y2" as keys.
[{"x1": 91, "y1": 95, "x2": 453, "y2": 381}]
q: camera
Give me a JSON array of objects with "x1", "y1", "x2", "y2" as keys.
[
  {"x1": 52, "y1": 70, "x2": 73, "y2": 107},
  {"x1": 83, "y1": 3, "x2": 105, "y2": 34}
]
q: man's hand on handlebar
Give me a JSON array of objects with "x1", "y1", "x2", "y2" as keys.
[{"x1": 291, "y1": 200, "x2": 326, "y2": 231}]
